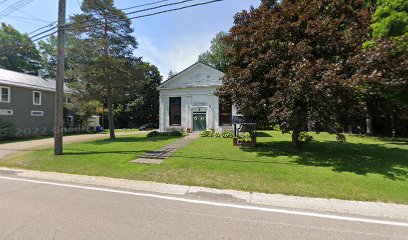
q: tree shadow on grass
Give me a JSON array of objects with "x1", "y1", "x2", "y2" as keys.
[
  {"x1": 256, "y1": 132, "x2": 273, "y2": 137},
  {"x1": 62, "y1": 150, "x2": 146, "y2": 156},
  {"x1": 241, "y1": 141, "x2": 408, "y2": 181},
  {"x1": 90, "y1": 136, "x2": 181, "y2": 145}
]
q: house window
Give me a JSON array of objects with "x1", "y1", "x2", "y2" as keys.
[
  {"x1": 64, "y1": 96, "x2": 72, "y2": 103},
  {"x1": 219, "y1": 100, "x2": 232, "y2": 126},
  {"x1": 0, "y1": 86, "x2": 10, "y2": 103},
  {"x1": 169, "y1": 97, "x2": 181, "y2": 126},
  {"x1": 33, "y1": 91, "x2": 41, "y2": 105},
  {"x1": 30, "y1": 111, "x2": 44, "y2": 117},
  {"x1": 67, "y1": 115, "x2": 74, "y2": 125}
]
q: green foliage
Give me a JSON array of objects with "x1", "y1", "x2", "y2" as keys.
[
  {"x1": 147, "y1": 130, "x2": 160, "y2": 137},
  {"x1": 198, "y1": 31, "x2": 230, "y2": 72},
  {"x1": 200, "y1": 130, "x2": 234, "y2": 138},
  {"x1": 69, "y1": 0, "x2": 138, "y2": 138},
  {"x1": 64, "y1": 86, "x2": 101, "y2": 131},
  {"x1": 237, "y1": 132, "x2": 252, "y2": 143},
  {"x1": 0, "y1": 23, "x2": 41, "y2": 74},
  {"x1": 218, "y1": 0, "x2": 372, "y2": 148},
  {"x1": 299, "y1": 132, "x2": 314, "y2": 144},
  {"x1": 371, "y1": 0, "x2": 408, "y2": 38},
  {"x1": 222, "y1": 131, "x2": 233, "y2": 138},
  {"x1": 200, "y1": 130, "x2": 214, "y2": 137},
  {"x1": 0, "y1": 118, "x2": 13, "y2": 139},
  {"x1": 113, "y1": 61, "x2": 162, "y2": 128},
  {"x1": 147, "y1": 130, "x2": 184, "y2": 137},
  {"x1": 336, "y1": 134, "x2": 347, "y2": 143}
]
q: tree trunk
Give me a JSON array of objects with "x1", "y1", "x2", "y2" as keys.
[
  {"x1": 103, "y1": 15, "x2": 115, "y2": 139},
  {"x1": 291, "y1": 130, "x2": 300, "y2": 149},
  {"x1": 390, "y1": 113, "x2": 395, "y2": 138},
  {"x1": 366, "y1": 111, "x2": 373, "y2": 135},
  {"x1": 307, "y1": 121, "x2": 312, "y2": 132},
  {"x1": 107, "y1": 92, "x2": 115, "y2": 139},
  {"x1": 365, "y1": 102, "x2": 373, "y2": 135},
  {"x1": 348, "y1": 125, "x2": 353, "y2": 134}
]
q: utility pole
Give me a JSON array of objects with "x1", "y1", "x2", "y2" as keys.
[{"x1": 54, "y1": 0, "x2": 66, "y2": 155}]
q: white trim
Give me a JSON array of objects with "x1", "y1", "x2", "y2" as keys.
[
  {"x1": 0, "y1": 86, "x2": 10, "y2": 103},
  {"x1": 33, "y1": 90, "x2": 42, "y2": 105},
  {"x1": 0, "y1": 175, "x2": 407, "y2": 228},
  {"x1": 30, "y1": 110, "x2": 44, "y2": 116},
  {"x1": 0, "y1": 109, "x2": 13, "y2": 115}
]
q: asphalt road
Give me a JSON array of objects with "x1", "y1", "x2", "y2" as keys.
[{"x1": 0, "y1": 177, "x2": 407, "y2": 240}]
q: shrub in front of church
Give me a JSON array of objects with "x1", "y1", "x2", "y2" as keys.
[
  {"x1": 200, "y1": 130, "x2": 214, "y2": 137},
  {"x1": 147, "y1": 130, "x2": 184, "y2": 137},
  {"x1": 147, "y1": 131, "x2": 161, "y2": 137},
  {"x1": 200, "y1": 130, "x2": 233, "y2": 138},
  {"x1": 222, "y1": 132, "x2": 233, "y2": 138}
]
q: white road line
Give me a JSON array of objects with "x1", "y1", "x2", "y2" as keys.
[{"x1": 0, "y1": 175, "x2": 407, "y2": 228}]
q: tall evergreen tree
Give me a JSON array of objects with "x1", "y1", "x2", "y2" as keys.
[{"x1": 70, "y1": 0, "x2": 138, "y2": 139}]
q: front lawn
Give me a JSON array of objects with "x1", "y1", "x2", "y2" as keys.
[{"x1": 1, "y1": 131, "x2": 407, "y2": 203}]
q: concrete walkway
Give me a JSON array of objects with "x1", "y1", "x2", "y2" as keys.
[
  {"x1": 0, "y1": 166, "x2": 406, "y2": 222},
  {"x1": 0, "y1": 131, "x2": 148, "y2": 159},
  {"x1": 130, "y1": 131, "x2": 201, "y2": 164}
]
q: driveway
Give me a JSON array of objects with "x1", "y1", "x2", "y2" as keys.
[{"x1": 0, "y1": 131, "x2": 148, "y2": 159}]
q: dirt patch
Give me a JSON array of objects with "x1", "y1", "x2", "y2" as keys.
[{"x1": 186, "y1": 191, "x2": 246, "y2": 203}]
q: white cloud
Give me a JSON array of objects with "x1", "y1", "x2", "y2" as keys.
[{"x1": 135, "y1": 35, "x2": 211, "y2": 80}]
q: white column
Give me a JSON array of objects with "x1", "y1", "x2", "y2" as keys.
[{"x1": 159, "y1": 95, "x2": 164, "y2": 132}]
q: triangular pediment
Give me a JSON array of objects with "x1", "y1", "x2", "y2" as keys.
[{"x1": 158, "y1": 62, "x2": 224, "y2": 89}]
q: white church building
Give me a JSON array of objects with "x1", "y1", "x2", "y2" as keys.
[{"x1": 158, "y1": 62, "x2": 236, "y2": 132}]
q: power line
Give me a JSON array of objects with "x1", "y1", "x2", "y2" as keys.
[
  {"x1": 0, "y1": 29, "x2": 56, "y2": 55},
  {"x1": 128, "y1": 0, "x2": 224, "y2": 20},
  {"x1": 64, "y1": 0, "x2": 199, "y2": 31},
  {"x1": 27, "y1": 22, "x2": 57, "y2": 36},
  {"x1": 125, "y1": 0, "x2": 196, "y2": 15},
  {"x1": 13, "y1": 7, "x2": 49, "y2": 23},
  {"x1": 121, "y1": 0, "x2": 171, "y2": 11},
  {"x1": 0, "y1": 21, "x2": 57, "y2": 55},
  {"x1": 65, "y1": 0, "x2": 221, "y2": 32},
  {"x1": 6, "y1": 15, "x2": 43, "y2": 26},
  {"x1": 0, "y1": 0, "x2": 33, "y2": 20},
  {"x1": 0, "y1": 0, "x2": 225, "y2": 55}
]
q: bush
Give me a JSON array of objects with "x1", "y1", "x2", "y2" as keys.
[
  {"x1": 336, "y1": 133, "x2": 346, "y2": 143},
  {"x1": 201, "y1": 130, "x2": 234, "y2": 138},
  {"x1": 0, "y1": 119, "x2": 13, "y2": 140},
  {"x1": 147, "y1": 130, "x2": 184, "y2": 137},
  {"x1": 299, "y1": 132, "x2": 314, "y2": 144},
  {"x1": 214, "y1": 132, "x2": 222, "y2": 138},
  {"x1": 200, "y1": 130, "x2": 214, "y2": 137},
  {"x1": 167, "y1": 131, "x2": 184, "y2": 136},
  {"x1": 147, "y1": 130, "x2": 160, "y2": 137},
  {"x1": 222, "y1": 131, "x2": 233, "y2": 138}
]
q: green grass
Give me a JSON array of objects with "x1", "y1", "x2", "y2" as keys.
[
  {"x1": 102, "y1": 128, "x2": 140, "y2": 133},
  {"x1": 1, "y1": 131, "x2": 407, "y2": 204}
]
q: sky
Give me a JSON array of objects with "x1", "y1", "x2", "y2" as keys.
[{"x1": 0, "y1": 0, "x2": 260, "y2": 79}]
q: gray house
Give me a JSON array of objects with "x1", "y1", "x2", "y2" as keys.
[{"x1": 0, "y1": 68, "x2": 74, "y2": 138}]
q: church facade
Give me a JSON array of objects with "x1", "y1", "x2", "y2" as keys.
[{"x1": 158, "y1": 62, "x2": 236, "y2": 132}]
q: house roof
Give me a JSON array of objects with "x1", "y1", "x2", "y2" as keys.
[
  {"x1": 158, "y1": 61, "x2": 225, "y2": 90},
  {"x1": 0, "y1": 68, "x2": 74, "y2": 93}
]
